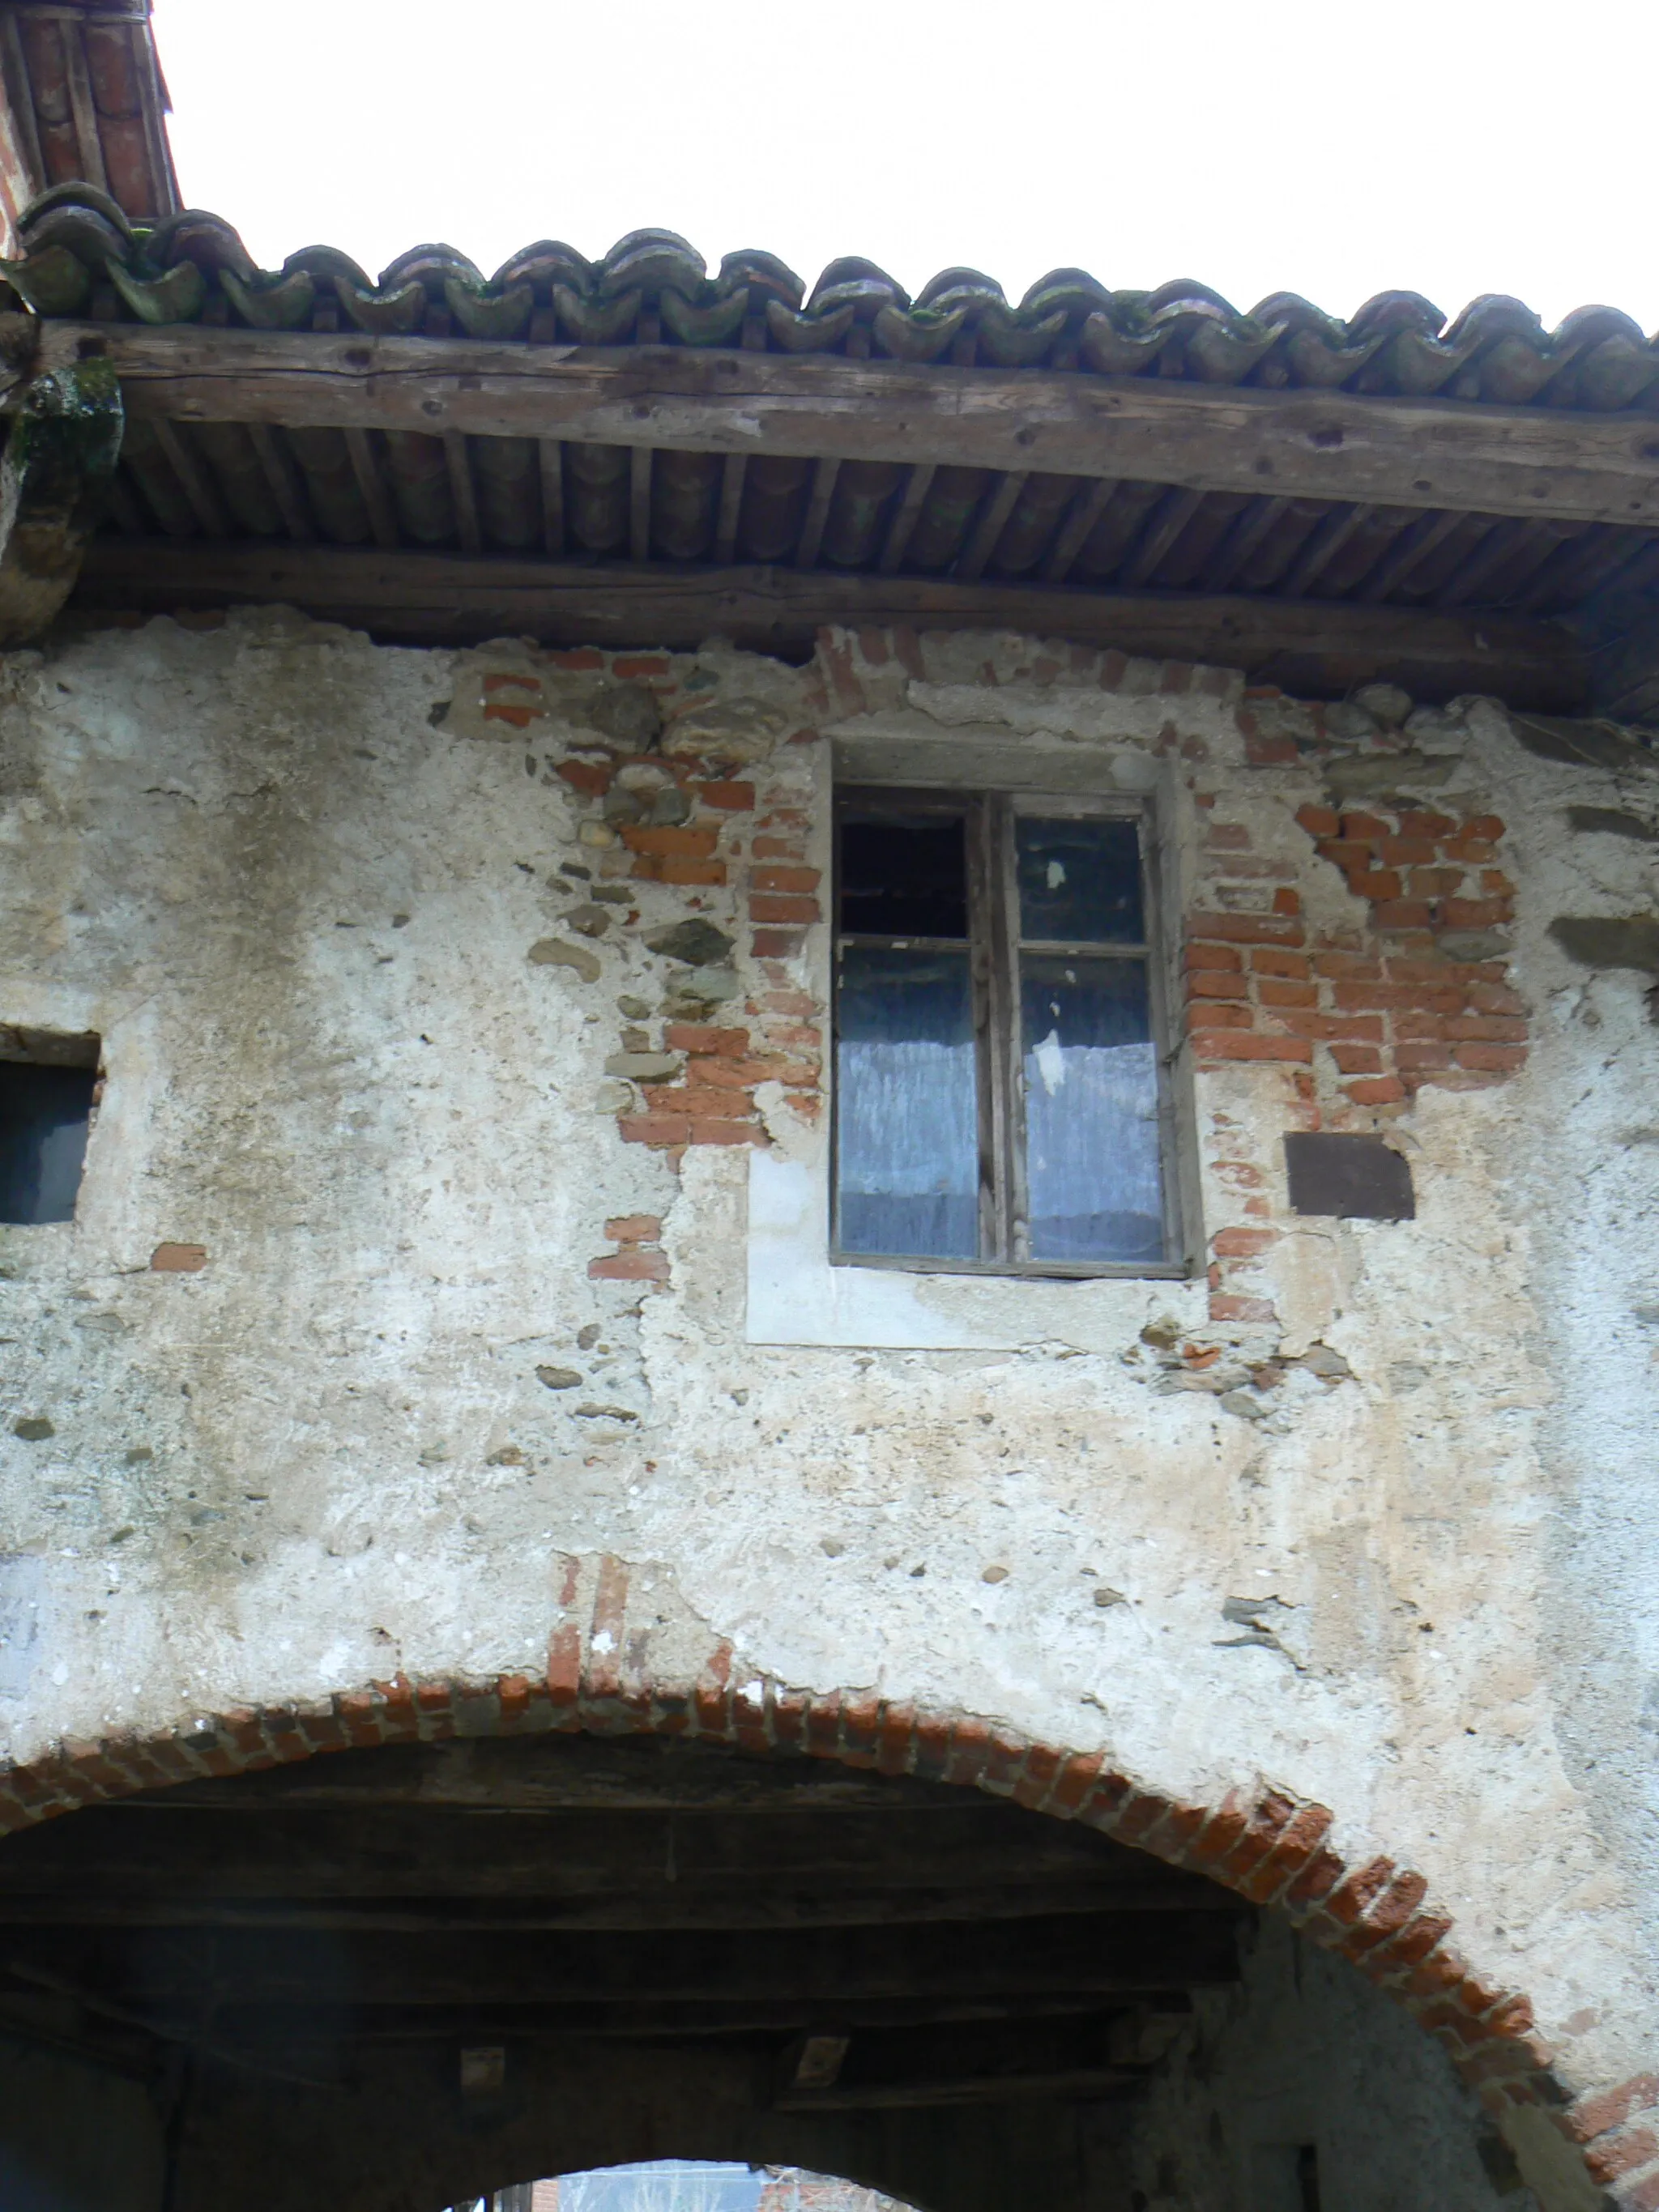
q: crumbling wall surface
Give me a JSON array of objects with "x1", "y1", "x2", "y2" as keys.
[
  {"x1": 1132, "y1": 1919, "x2": 1532, "y2": 2212},
  {"x1": 0, "y1": 610, "x2": 1657, "y2": 2185}
]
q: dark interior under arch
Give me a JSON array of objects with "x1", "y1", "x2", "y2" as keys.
[{"x1": 0, "y1": 1732, "x2": 1525, "y2": 2212}]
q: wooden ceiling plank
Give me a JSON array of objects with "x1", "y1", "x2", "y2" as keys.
[
  {"x1": 538, "y1": 437, "x2": 565, "y2": 557},
  {"x1": 1436, "y1": 519, "x2": 1533, "y2": 608},
  {"x1": 629, "y1": 444, "x2": 652, "y2": 563},
  {"x1": 443, "y1": 431, "x2": 482, "y2": 555},
  {"x1": 70, "y1": 539, "x2": 1587, "y2": 709},
  {"x1": 246, "y1": 423, "x2": 314, "y2": 543},
  {"x1": 58, "y1": 19, "x2": 109, "y2": 194},
  {"x1": 955, "y1": 470, "x2": 1029, "y2": 582},
  {"x1": 1042, "y1": 478, "x2": 1119, "y2": 585},
  {"x1": 343, "y1": 428, "x2": 399, "y2": 552},
  {"x1": 1123, "y1": 487, "x2": 1208, "y2": 590},
  {"x1": 1284, "y1": 504, "x2": 1373, "y2": 598},
  {"x1": 714, "y1": 451, "x2": 747, "y2": 564},
  {"x1": 150, "y1": 419, "x2": 228, "y2": 537},
  {"x1": 1357, "y1": 508, "x2": 1464, "y2": 603},
  {"x1": 1205, "y1": 495, "x2": 1290, "y2": 592},
  {"x1": 877, "y1": 461, "x2": 936, "y2": 574},
  {"x1": 35, "y1": 321, "x2": 1659, "y2": 530},
  {"x1": 794, "y1": 456, "x2": 840, "y2": 569}
]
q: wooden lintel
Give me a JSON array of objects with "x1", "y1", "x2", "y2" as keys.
[
  {"x1": 23, "y1": 318, "x2": 1659, "y2": 529},
  {"x1": 70, "y1": 538, "x2": 1589, "y2": 708}
]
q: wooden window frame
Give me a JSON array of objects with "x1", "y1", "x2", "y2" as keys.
[{"x1": 830, "y1": 784, "x2": 1188, "y2": 1281}]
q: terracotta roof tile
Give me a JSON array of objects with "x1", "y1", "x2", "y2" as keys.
[{"x1": 6, "y1": 189, "x2": 1659, "y2": 412}]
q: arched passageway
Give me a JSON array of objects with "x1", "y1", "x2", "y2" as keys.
[{"x1": 0, "y1": 1690, "x2": 1586, "y2": 2212}]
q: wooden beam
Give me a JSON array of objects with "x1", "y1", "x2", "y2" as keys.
[
  {"x1": 21, "y1": 1912, "x2": 1241, "y2": 2005},
  {"x1": 956, "y1": 470, "x2": 1027, "y2": 581},
  {"x1": 629, "y1": 444, "x2": 652, "y2": 562},
  {"x1": 151, "y1": 417, "x2": 228, "y2": 538},
  {"x1": 247, "y1": 423, "x2": 314, "y2": 542},
  {"x1": 1207, "y1": 494, "x2": 1289, "y2": 591},
  {"x1": 1285, "y1": 503, "x2": 1372, "y2": 596},
  {"x1": 714, "y1": 452, "x2": 746, "y2": 563},
  {"x1": 1123, "y1": 487, "x2": 1206, "y2": 589},
  {"x1": 1043, "y1": 477, "x2": 1117, "y2": 585},
  {"x1": 538, "y1": 437, "x2": 565, "y2": 556},
  {"x1": 443, "y1": 431, "x2": 481, "y2": 554},
  {"x1": 795, "y1": 456, "x2": 839, "y2": 568},
  {"x1": 344, "y1": 428, "x2": 399, "y2": 550},
  {"x1": 32, "y1": 319, "x2": 1659, "y2": 528},
  {"x1": 0, "y1": 1877, "x2": 1237, "y2": 1932},
  {"x1": 71, "y1": 538, "x2": 1589, "y2": 708},
  {"x1": 878, "y1": 461, "x2": 936, "y2": 573}
]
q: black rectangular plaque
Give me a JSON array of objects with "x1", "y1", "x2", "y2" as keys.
[{"x1": 1284, "y1": 1132, "x2": 1414, "y2": 1221}]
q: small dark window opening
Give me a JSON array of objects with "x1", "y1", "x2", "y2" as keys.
[
  {"x1": 832, "y1": 788, "x2": 1183, "y2": 1277},
  {"x1": 0, "y1": 1028, "x2": 100, "y2": 1225}
]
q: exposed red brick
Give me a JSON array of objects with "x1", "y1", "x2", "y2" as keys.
[
  {"x1": 1194, "y1": 1031, "x2": 1313, "y2": 1063},
  {"x1": 1186, "y1": 941, "x2": 1246, "y2": 973},
  {"x1": 1209, "y1": 1291, "x2": 1277, "y2": 1322},
  {"x1": 1344, "y1": 1076, "x2": 1408, "y2": 1105},
  {"x1": 749, "y1": 893, "x2": 821, "y2": 924},
  {"x1": 621, "y1": 825, "x2": 719, "y2": 858},
  {"x1": 612, "y1": 654, "x2": 671, "y2": 678},
  {"x1": 617, "y1": 1114, "x2": 691, "y2": 1147},
  {"x1": 1456, "y1": 1042, "x2": 1527, "y2": 1072},
  {"x1": 549, "y1": 647, "x2": 604, "y2": 671},
  {"x1": 150, "y1": 1242, "x2": 207, "y2": 1272},
  {"x1": 1272, "y1": 888, "x2": 1302, "y2": 917},
  {"x1": 1567, "y1": 2078, "x2": 1659, "y2": 2146},
  {"x1": 1258, "y1": 978, "x2": 1317, "y2": 1008},
  {"x1": 1213, "y1": 1226, "x2": 1278, "y2": 1257},
  {"x1": 1250, "y1": 947, "x2": 1313, "y2": 980},
  {"x1": 1189, "y1": 910, "x2": 1307, "y2": 946},
  {"x1": 751, "y1": 863, "x2": 821, "y2": 893},
  {"x1": 698, "y1": 781, "x2": 755, "y2": 810},
  {"x1": 603, "y1": 1213, "x2": 661, "y2": 1242},
  {"x1": 588, "y1": 1250, "x2": 671, "y2": 1281},
  {"x1": 687, "y1": 1119, "x2": 768, "y2": 1145},
  {"x1": 1188, "y1": 973, "x2": 1252, "y2": 1009},
  {"x1": 664, "y1": 1025, "x2": 749, "y2": 1056},
  {"x1": 557, "y1": 759, "x2": 611, "y2": 795},
  {"x1": 1206, "y1": 823, "x2": 1252, "y2": 850},
  {"x1": 750, "y1": 929, "x2": 804, "y2": 959},
  {"x1": 633, "y1": 857, "x2": 727, "y2": 886},
  {"x1": 751, "y1": 835, "x2": 804, "y2": 859},
  {"x1": 1295, "y1": 803, "x2": 1341, "y2": 838}
]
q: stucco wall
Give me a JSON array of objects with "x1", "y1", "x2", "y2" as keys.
[{"x1": 0, "y1": 609, "x2": 1655, "y2": 2201}]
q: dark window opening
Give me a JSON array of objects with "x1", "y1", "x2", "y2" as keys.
[
  {"x1": 832, "y1": 790, "x2": 1181, "y2": 1278},
  {"x1": 0, "y1": 1029, "x2": 100, "y2": 1225}
]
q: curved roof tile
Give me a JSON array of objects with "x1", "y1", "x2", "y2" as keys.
[{"x1": 5, "y1": 186, "x2": 1659, "y2": 412}]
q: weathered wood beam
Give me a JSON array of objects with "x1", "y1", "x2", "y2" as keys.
[
  {"x1": 28, "y1": 318, "x2": 1659, "y2": 526},
  {"x1": 71, "y1": 536, "x2": 1589, "y2": 707},
  {"x1": 30, "y1": 1910, "x2": 1239, "y2": 2003},
  {"x1": 0, "y1": 355, "x2": 123, "y2": 644},
  {"x1": 0, "y1": 1874, "x2": 1239, "y2": 1930}
]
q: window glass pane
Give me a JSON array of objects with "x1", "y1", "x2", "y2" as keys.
[
  {"x1": 1020, "y1": 955, "x2": 1162, "y2": 1263},
  {"x1": 835, "y1": 944, "x2": 979, "y2": 1259},
  {"x1": 840, "y1": 811, "x2": 968, "y2": 939},
  {"x1": 1016, "y1": 816, "x2": 1143, "y2": 944}
]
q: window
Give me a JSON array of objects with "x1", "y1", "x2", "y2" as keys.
[
  {"x1": 832, "y1": 789, "x2": 1180, "y2": 1277},
  {"x1": 0, "y1": 1029, "x2": 100, "y2": 1225}
]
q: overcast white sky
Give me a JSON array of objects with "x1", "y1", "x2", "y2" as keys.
[{"x1": 153, "y1": 0, "x2": 1657, "y2": 333}]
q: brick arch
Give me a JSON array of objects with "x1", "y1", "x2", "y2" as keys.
[{"x1": 0, "y1": 1554, "x2": 1652, "y2": 2212}]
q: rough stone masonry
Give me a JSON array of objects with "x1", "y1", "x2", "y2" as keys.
[{"x1": 1, "y1": 606, "x2": 1657, "y2": 2210}]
